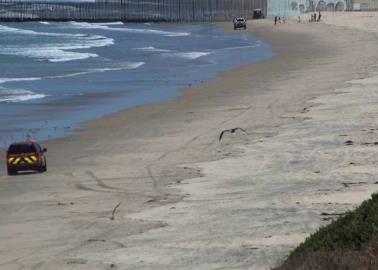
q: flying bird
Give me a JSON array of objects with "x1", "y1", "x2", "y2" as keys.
[{"x1": 219, "y1": 128, "x2": 248, "y2": 141}]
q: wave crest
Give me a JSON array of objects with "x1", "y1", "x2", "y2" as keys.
[
  {"x1": 133, "y1": 46, "x2": 171, "y2": 53},
  {"x1": 163, "y1": 52, "x2": 211, "y2": 60},
  {"x1": 68, "y1": 22, "x2": 190, "y2": 37},
  {"x1": 0, "y1": 24, "x2": 84, "y2": 37},
  {"x1": 0, "y1": 24, "x2": 114, "y2": 62},
  {"x1": 0, "y1": 88, "x2": 48, "y2": 103}
]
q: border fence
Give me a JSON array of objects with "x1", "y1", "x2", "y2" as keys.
[{"x1": 0, "y1": 0, "x2": 267, "y2": 22}]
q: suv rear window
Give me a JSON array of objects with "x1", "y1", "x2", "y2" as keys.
[{"x1": 8, "y1": 144, "x2": 37, "y2": 154}]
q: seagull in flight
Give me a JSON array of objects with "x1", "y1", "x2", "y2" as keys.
[{"x1": 219, "y1": 128, "x2": 248, "y2": 141}]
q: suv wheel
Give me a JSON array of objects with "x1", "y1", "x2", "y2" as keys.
[
  {"x1": 7, "y1": 168, "x2": 16, "y2": 176},
  {"x1": 39, "y1": 162, "x2": 47, "y2": 173}
]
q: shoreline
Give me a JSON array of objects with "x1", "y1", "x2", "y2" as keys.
[
  {"x1": 0, "y1": 21, "x2": 274, "y2": 149},
  {"x1": 1, "y1": 13, "x2": 378, "y2": 269}
]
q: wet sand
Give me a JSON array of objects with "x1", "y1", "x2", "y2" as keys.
[{"x1": 1, "y1": 13, "x2": 378, "y2": 269}]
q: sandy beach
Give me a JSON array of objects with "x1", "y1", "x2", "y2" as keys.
[{"x1": 1, "y1": 12, "x2": 378, "y2": 270}]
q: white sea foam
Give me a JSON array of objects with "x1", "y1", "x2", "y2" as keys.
[
  {"x1": 125, "y1": 61, "x2": 145, "y2": 69},
  {"x1": 0, "y1": 46, "x2": 99, "y2": 62},
  {"x1": 50, "y1": 52, "x2": 98, "y2": 62},
  {"x1": 219, "y1": 41, "x2": 263, "y2": 51},
  {"x1": 0, "y1": 93, "x2": 47, "y2": 103},
  {"x1": 121, "y1": 27, "x2": 190, "y2": 37},
  {"x1": 163, "y1": 51, "x2": 211, "y2": 60},
  {"x1": 0, "y1": 60, "x2": 144, "y2": 103},
  {"x1": 75, "y1": 62, "x2": 145, "y2": 74},
  {"x1": 48, "y1": 63, "x2": 144, "y2": 78},
  {"x1": 133, "y1": 46, "x2": 171, "y2": 52},
  {"x1": 39, "y1": 21, "x2": 50, "y2": 25},
  {"x1": 0, "y1": 24, "x2": 114, "y2": 62},
  {"x1": 0, "y1": 62, "x2": 144, "y2": 87},
  {"x1": 91, "y1": 61, "x2": 145, "y2": 70},
  {"x1": 0, "y1": 24, "x2": 85, "y2": 37},
  {"x1": 68, "y1": 21, "x2": 190, "y2": 37},
  {"x1": 94, "y1": 21, "x2": 124, "y2": 25},
  {"x1": 0, "y1": 77, "x2": 41, "y2": 84},
  {"x1": 136, "y1": 47, "x2": 211, "y2": 59},
  {"x1": 0, "y1": 88, "x2": 48, "y2": 103}
]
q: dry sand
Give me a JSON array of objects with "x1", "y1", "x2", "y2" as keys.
[{"x1": 1, "y1": 12, "x2": 378, "y2": 270}]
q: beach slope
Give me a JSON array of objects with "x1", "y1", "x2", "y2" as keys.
[{"x1": 1, "y1": 13, "x2": 378, "y2": 270}]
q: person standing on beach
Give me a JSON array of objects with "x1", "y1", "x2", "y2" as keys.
[
  {"x1": 314, "y1": 13, "x2": 317, "y2": 22},
  {"x1": 278, "y1": 16, "x2": 281, "y2": 24},
  {"x1": 318, "y1": 11, "x2": 322, "y2": 22},
  {"x1": 274, "y1": 16, "x2": 277, "y2": 25}
]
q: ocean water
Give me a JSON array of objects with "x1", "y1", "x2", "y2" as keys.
[{"x1": 0, "y1": 21, "x2": 274, "y2": 147}]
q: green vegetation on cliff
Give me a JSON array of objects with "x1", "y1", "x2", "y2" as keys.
[{"x1": 277, "y1": 193, "x2": 378, "y2": 270}]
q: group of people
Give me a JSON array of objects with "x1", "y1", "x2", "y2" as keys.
[
  {"x1": 274, "y1": 11, "x2": 322, "y2": 25},
  {"x1": 274, "y1": 16, "x2": 285, "y2": 25},
  {"x1": 309, "y1": 11, "x2": 322, "y2": 22}
]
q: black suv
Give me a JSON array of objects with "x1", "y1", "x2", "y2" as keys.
[
  {"x1": 252, "y1": 9, "x2": 265, "y2": 19},
  {"x1": 234, "y1": 18, "x2": 247, "y2": 30}
]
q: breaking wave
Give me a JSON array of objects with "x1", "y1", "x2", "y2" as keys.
[
  {"x1": 0, "y1": 61, "x2": 144, "y2": 103},
  {"x1": 219, "y1": 41, "x2": 263, "y2": 51},
  {"x1": 0, "y1": 88, "x2": 48, "y2": 103},
  {"x1": 0, "y1": 24, "x2": 85, "y2": 37},
  {"x1": 0, "y1": 45, "x2": 99, "y2": 62},
  {"x1": 0, "y1": 61, "x2": 144, "y2": 85},
  {"x1": 163, "y1": 51, "x2": 211, "y2": 60},
  {"x1": 68, "y1": 21, "x2": 190, "y2": 37},
  {"x1": 0, "y1": 77, "x2": 41, "y2": 84},
  {"x1": 94, "y1": 21, "x2": 124, "y2": 25},
  {"x1": 0, "y1": 26, "x2": 114, "y2": 62},
  {"x1": 133, "y1": 46, "x2": 171, "y2": 52}
]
